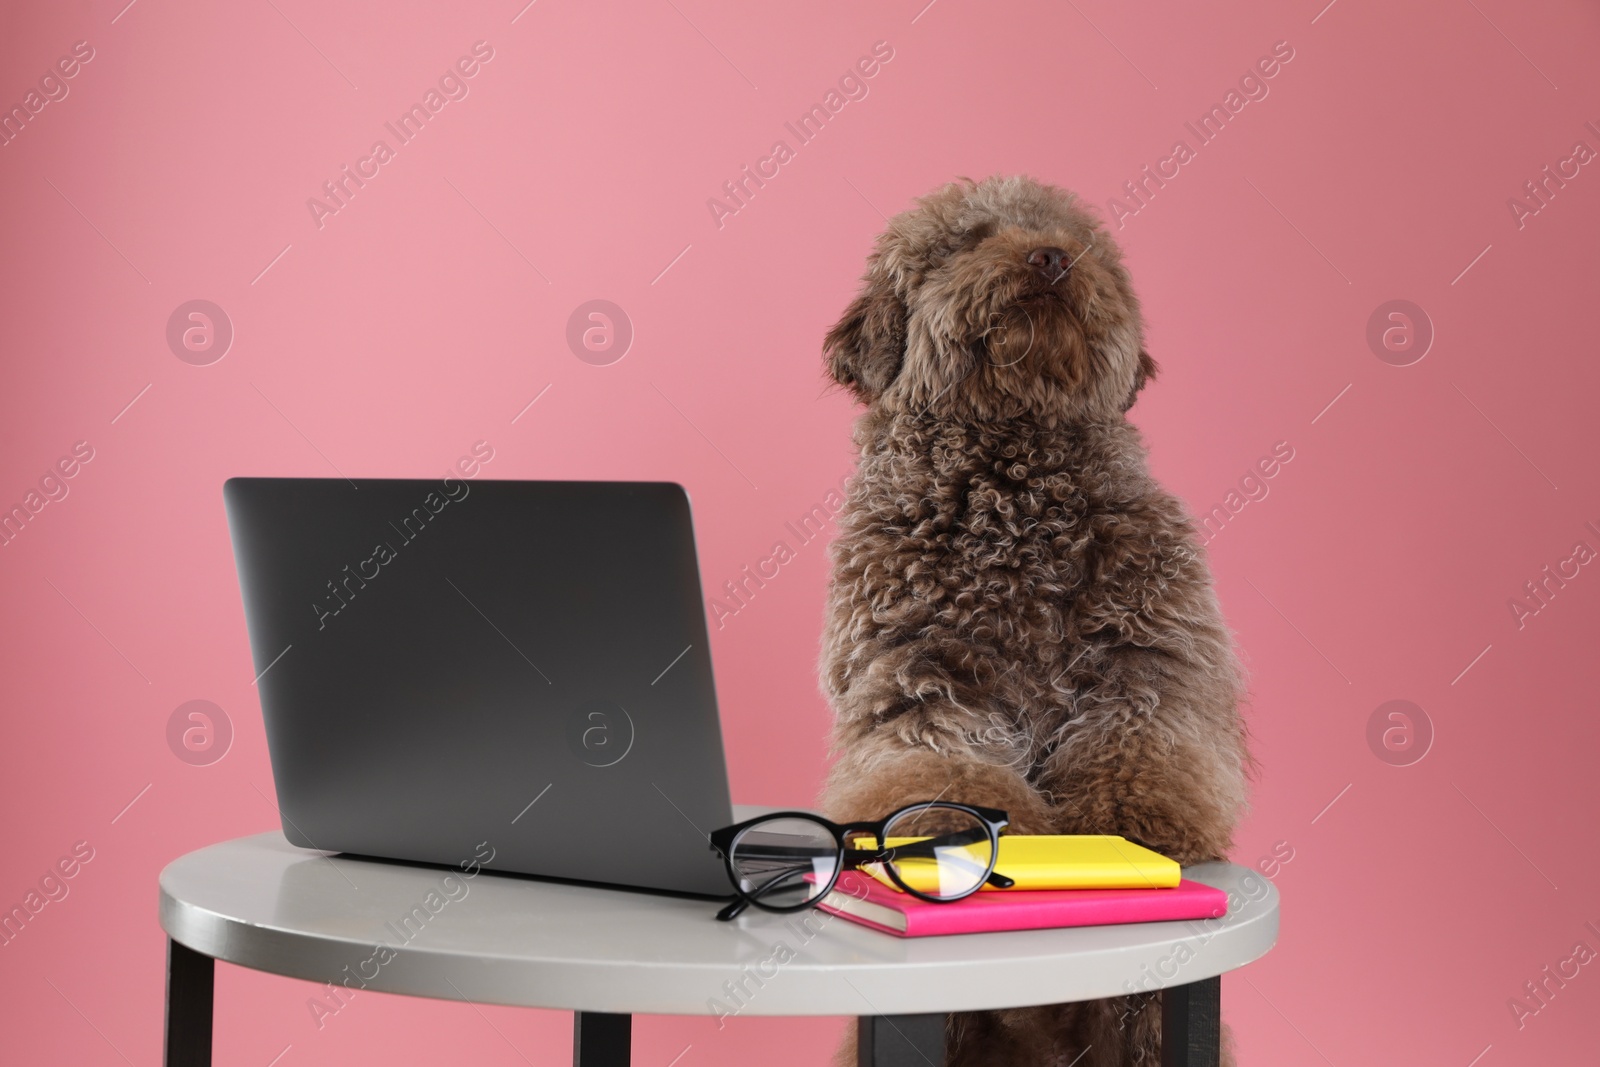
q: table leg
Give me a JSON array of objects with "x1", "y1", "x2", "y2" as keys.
[
  {"x1": 573, "y1": 1011, "x2": 631, "y2": 1067},
  {"x1": 1162, "y1": 976, "x2": 1221, "y2": 1067},
  {"x1": 857, "y1": 1013, "x2": 946, "y2": 1067},
  {"x1": 164, "y1": 938, "x2": 214, "y2": 1067}
]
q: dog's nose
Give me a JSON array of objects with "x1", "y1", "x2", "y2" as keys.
[{"x1": 1026, "y1": 247, "x2": 1070, "y2": 275}]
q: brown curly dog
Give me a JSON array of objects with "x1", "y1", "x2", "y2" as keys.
[{"x1": 818, "y1": 175, "x2": 1251, "y2": 1067}]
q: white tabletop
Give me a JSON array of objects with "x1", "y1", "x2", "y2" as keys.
[{"x1": 158, "y1": 826, "x2": 1277, "y2": 1017}]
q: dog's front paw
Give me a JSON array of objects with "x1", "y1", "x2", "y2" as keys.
[{"x1": 821, "y1": 741, "x2": 1055, "y2": 833}]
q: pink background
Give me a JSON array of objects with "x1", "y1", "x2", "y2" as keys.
[{"x1": 3, "y1": 0, "x2": 1598, "y2": 1063}]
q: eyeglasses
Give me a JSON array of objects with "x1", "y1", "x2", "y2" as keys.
[{"x1": 708, "y1": 801, "x2": 1013, "y2": 921}]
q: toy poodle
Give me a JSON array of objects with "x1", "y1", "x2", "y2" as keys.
[{"x1": 819, "y1": 175, "x2": 1251, "y2": 1067}]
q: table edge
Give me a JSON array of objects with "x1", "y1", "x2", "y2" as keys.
[{"x1": 158, "y1": 843, "x2": 1280, "y2": 1017}]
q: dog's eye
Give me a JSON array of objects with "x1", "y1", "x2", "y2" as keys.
[{"x1": 928, "y1": 226, "x2": 989, "y2": 265}]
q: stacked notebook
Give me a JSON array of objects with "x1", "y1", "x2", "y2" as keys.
[{"x1": 817, "y1": 835, "x2": 1227, "y2": 937}]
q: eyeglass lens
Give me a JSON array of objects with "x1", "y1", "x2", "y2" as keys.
[
  {"x1": 853, "y1": 804, "x2": 995, "y2": 899},
  {"x1": 727, "y1": 817, "x2": 840, "y2": 910}
]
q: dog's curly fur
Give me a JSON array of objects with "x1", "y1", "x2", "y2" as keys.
[{"x1": 818, "y1": 176, "x2": 1251, "y2": 1067}]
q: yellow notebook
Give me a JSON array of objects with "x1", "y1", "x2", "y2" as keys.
[{"x1": 862, "y1": 834, "x2": 1181, "y2": 893}]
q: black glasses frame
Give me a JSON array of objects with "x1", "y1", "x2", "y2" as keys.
[{"x1": 708, "y1": 801, "x2": 1012, "y2": 921}]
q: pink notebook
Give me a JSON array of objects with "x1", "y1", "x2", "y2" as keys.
[{"x1": 816, "y1": 870, "x2": 1229, "y2": 937}]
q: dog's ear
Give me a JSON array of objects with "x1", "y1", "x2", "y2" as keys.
[
  {"x1": 824, "y1": 268, "x2": 906, "y2": 403},
  {"x1": 1121, "y1": 348, "x2": 1158, "y2": 412}
]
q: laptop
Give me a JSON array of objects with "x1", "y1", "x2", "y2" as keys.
[{"x1": 223, "y1": 477, "x2": 735, "y2": 897}]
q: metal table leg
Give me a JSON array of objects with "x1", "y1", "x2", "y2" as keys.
[
  {"x1": 858, "y1": 1013, "x2": 946, "y2": 1067},
  {"x1": 164, "y1": 938, "x2": 214, "y2": 1067},
  {"x1": 1162, "y1": 976, "x2": 1221, "y2": 1067},
  {"x1": 574, "y1": 1010, "x2": 632, "y2": 1067}
]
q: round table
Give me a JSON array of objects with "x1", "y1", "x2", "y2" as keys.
[{"x1": 158, "y1": 824, "x2": 1277, "y2": 1066}]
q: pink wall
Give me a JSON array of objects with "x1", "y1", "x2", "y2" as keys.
[{"x1": 2, "y1": 0, "x2": 1598, "y2": 1063}]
